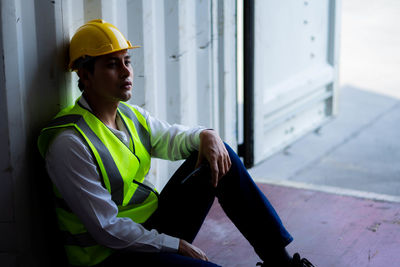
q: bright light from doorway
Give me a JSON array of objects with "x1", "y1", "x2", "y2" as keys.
[{"x1": 339, "y1": 0, "x2": 400, "y2": 99}]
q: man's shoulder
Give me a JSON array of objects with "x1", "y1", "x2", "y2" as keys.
[
  {"x1": 47, "y1": 128, "x2": 91, "y2": 159},
  {"x1": 53, "y1": 128, "x2": 83, "y2": 141},
  {"x1": 51, "y1": 129, "x2": 85, "y2": 150}
]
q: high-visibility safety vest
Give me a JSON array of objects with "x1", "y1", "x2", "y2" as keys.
[{"x1": 38, "y1": 98, "x2": 159, "y2": 266}]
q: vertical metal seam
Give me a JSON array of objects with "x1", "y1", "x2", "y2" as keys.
[{"x1": 243, "y1": 0, "x2": 254, "y2": 168}]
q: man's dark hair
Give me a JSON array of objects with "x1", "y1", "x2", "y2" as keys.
[{"x1": 73, "y1": 56, "x2": 97, "y2": 91}]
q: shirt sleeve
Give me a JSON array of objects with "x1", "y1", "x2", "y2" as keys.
[
  {"x1": 133, "y1": 105, "x2": 206, "y2": 160},
  {"x1": 45, "y1": 129, "x2": 180, "y2": 253}
]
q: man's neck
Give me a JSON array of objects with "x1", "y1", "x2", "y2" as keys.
[{"x1": 83, "y1": 92, "x2": 119, "y2": 130}]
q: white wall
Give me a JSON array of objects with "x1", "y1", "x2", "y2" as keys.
[{"x1": 0, "y1": 0, "x2": 236, "y2": 266}]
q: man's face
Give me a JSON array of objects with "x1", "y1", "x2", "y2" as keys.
[{"x1": 84, "y1": 50, "x2": 133, "y2": 102}]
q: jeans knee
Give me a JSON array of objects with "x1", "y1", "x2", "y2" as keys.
[{"x1": 223, "y1": 142, "x2": 246, "y2": 172}]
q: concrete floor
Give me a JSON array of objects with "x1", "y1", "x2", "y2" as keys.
[{"x1": 194, "y1": 183, "x2": 400, "y2": 267}]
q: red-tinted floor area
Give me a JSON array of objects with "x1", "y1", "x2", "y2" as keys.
[{"x1": 193, "y1": 183, "x2": 400, "y2": 267}]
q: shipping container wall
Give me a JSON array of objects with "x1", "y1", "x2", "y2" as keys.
[
  {"x1": 0, "y1": 0, "x2": 236, "y2": 266},
  {"x1": 252, "y1": 0, "x2": 340, "y2": 165}
]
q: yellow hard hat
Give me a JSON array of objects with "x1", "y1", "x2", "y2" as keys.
[{"x1": 69, "y1": 19, "x2": 139, "y2": 70}]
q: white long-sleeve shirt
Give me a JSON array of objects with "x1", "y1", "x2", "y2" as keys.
[{"x1": 45, "y1": 97, "x2": 205, "y2": 253}]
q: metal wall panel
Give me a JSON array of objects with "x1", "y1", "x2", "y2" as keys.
[
  {"x1": 252, "y1": 0, "x2": 341, "y2": 165},
  {"x1": 61, "y1": 0, "x2": 237, "y2": 189},
  {"x1": 0, "y1": 0, "x2": 69, "y2": 266},
  {"x1": 0, "y1": 0, "x2": 236, "y2": 265}
]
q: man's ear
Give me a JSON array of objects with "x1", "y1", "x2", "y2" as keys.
[{"x1": 77, "y1": 68, "x2": 91, "y2": 89}]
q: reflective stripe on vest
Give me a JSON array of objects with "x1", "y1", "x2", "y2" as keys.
[
  {"x1": 118, "y1": 103, "x2": 151, "y2": 155},
  {"x1": 48, "y1": 114, "x2": 125, "y2": 204},
  {"x1": 44, "y1": 103, "x2": 154, "y2": 206}
]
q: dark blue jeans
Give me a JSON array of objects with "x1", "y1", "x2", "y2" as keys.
[{"x1": 97, "y1": 144, "x2": 293, "y2": 266}]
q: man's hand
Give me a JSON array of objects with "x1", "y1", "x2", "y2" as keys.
[
  {"x1": 196, "y1": 129, "x2": 232, "y2": 187},
  {"x1": 178, "y1": 239, "x2": 209, "y2": 261}
]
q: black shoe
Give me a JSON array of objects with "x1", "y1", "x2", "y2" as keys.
[
  {"x1": 256, "y1": 253, "x2": 315, "y2": 267},
  {"x1": 291, "y1": 253, "x2": 315, "y2": 267}
]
